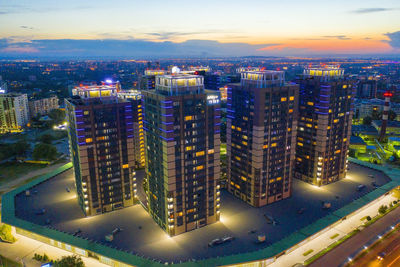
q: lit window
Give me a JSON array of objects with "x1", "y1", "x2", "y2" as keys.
[
  {"x1": 184, "y1": 116, "x2": 193, "y2": 121},
  {"x1": 281, "y1": 97, "x2": 287, "y2": 102},
  {"x1": 289, "y1": 96, "x2": 295, "y2": 101},
  {"x1": 85, "y1": 138, "x2": 92, "y2": 143},
  {"x1": 307, "y1": 102, "x2": 314, "y2": 106},
  {"x1": 122, "y1": 164, "x2": 129, "y2": 169}
]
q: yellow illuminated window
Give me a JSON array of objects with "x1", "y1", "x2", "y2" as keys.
[
  {"x1": 186, "y1": 146, "x2": 193, "y2": 151},
  {"x1": 305, "y1": 155, "x2": 310, "y2": 159},
  {"x1": 235, "y1": 184, "x2": 240, "y2": 189},
  {"x1": 306, "y1": 123, "x2": 312, "y2": 128},
  {"x1": 335, "y1": 149, "x2": 341, "y2": 154},
  {"x1": 297, "y1": 157, "x2": 302, "y2": 162},
  {"x1": 270, "y1": 179, "x2": 275, "y2": 183},
  {"x1": 85, "y1": 138, "x2": 92, "y2": 143},
  {"x1": 241, "y1": 176, "x2": 247, "y2": 181},
  {"x1": 243, "y1": 135, "x2": 248, "y2": 140},
  {"x1": 271, "y1": 143, "x2": 277, "y2": 147},
  {"x1": 231, "y1": 125, "x2": 235, "y2": 129},
  {"x1": 307, "y1": 102, "x2": 314, "y2": 106},
  {"x1": 242, "y1": 141, "x2": 247, "y2": 146},
  {"x1": 288, "y1": 128, "x2": 291, "y2": 132},
  {"x1": 84, "y1": 111, "x2": 89, "y2": 115},
  {"x1": 297, "y1": 142, "x2": 303, "y2": 147},
  {"x1": 334, "y1": 119, "x2": 339, "y2": 123},
  {"x1": 329, "y1": 109, "x2": 332, "y2": 113},
  {"x1": 122, "y1": 164, "x2": 129, "y2": 169},
  {"x1": 281, "y1": 97, "x2": 287, "y2": 102},
  {"x1": 263, "y1": 144, "x2": 268, "y2": 149},
  {"x1": 343, "y1": 138, "x2": 347, "y2": 142},
  {"x1": 235, "y1": 156, "x2": 241, "y2": 161},
  {"x1": 208, "y1": 149, "x2": 214, "y2": 154},
  {"x1": 196, "y1": 165, "x2": 204, "y2": 170},
  {"x1": 289, "y1": 96, "x2": 295, "y2": 101},
  {"x1": 236, "y1": 127, "x2": 242, "y2": 131},
  {"x1": 185, "y1": 116, "x2": 193, "y2": 121},
  {"x1": 289, "y1": 109, "x2": 293, "y2": 113},
  {"x1": 343, "y1": 85, "x2": 347, "y2": 88},
  {"x1": 276, "y1": 177, "x2": 282, "y2": 181},
  {"x1": 196, "y1": 151, "x2": 205, "y2": 157}
]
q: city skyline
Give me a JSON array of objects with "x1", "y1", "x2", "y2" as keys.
[{"x1": 1, "y1": 0, "x2": 400, "y2": 57}]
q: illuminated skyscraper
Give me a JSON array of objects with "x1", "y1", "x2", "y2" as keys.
[
  {"x1": 65, "y1": 88, "x2": 140, "y2": 216},
  {"x1": 295, "y1": 66, "x2": 355, "y2": 186},
  {"x1": 139, "y1": 70, "x2": 166, "y2": 90},
  {"x1": 142, "y1": 73, "x2": 221, "y2": 236},
  {"x1": 227, "y1": 70, "x2": 298, "y2": 207}
]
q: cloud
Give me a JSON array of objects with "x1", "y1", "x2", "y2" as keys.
[
  {"x1": 0, "y1": 38, "x2": 281, "y2": 58},
  {"x1": 20, "y1": 26, "x2": 34, "y2": 30},
  {"x1": 351, "y1": 8, "x2": 397, "y2": 14},
  {"x1": 385, "y1": 31, "x2": 400, "y2": 48},
  {"x1": 322, "y1": 35, "x2": 351, "y2": 40}
]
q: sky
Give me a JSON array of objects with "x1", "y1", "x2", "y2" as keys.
[{"x1": 0, "y1": 0, "x2": 400, "y2": 58}]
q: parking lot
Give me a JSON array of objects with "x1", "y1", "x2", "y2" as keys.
[{"x1": 14, "y1": 162, "x2": 391, "y2": 262}]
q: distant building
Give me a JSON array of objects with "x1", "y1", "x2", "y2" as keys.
[
  {"x1": 65, "y1": 96, "x2": 137, "y2": 216},
  {"x1": 372, "y1": 120, "x2": 400, "y2": 135},
  {"x1": 0, "y1": 93, "x2": 29, "y2": 134},
  {"x1": 295, "y1": 66, "x2": 355, "y2": 186},
  {"x1": 226, "y1": 70, "x2": 298, "y2": 206},
  {"x1": 354, "y1": 98, "x2": 400, "y2": 120},
  {"x1": 351, "y1": 124, "x2": 379, "y2": 140},
  {"x1": 356, "y1": 77, "x2": 377, "y2": 99},
  {"x1": 28, "y1": 95, "x2": 59, "y2": 118},
  {"x1": 117, "y1": 90, "x2": 145, "y2": 168},
  {"x1": 0, "y1": 81, "x2": 7, "y2": 94},
  {"x1": 142, "y1": 73, "x2": 221, "y2": 236}
]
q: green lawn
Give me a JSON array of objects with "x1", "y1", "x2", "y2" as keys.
[{"x1": 0, "y1": 162, "x2": 47, "y2": 186}]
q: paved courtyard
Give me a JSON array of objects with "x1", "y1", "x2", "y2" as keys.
[{"x1": 14, "y1": 163, "x2": 390, "y2": 262}]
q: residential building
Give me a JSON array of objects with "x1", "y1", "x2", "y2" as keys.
[
  {"x1": 65, "y1": 96, "x2": 137, "y2": 216},
  {"x1": 28, "y1": 95, "x2": 59, "y2": 118},
  {"x1": 295, "y1": 66, "x2": 355, "y2": 186},
  {"x1": 139, "y1": 70, "x2": 166, "y2": 90},
  {"x1": 226, "y1": 70, "x2": 298, "y2": 207},
  {"x1": 142, "y1": 73, "x2": 221, "y2": 236},
  {"x1": 0, "y1": 93, "x2": 29, "y2": 134},
  {"x1": 117, "y1": 90, "x2": 145, "y2": 167}
]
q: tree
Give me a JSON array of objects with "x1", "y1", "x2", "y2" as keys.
[
  {"x1": 362, "y1": 116, "x2": 372, "y2": 125},
  {"x1": 378, "y1": 204, "x2": 388, "y2": 215},
  {"x1": 388, "y1": 110, "x2": 397, "y2": 121},
  {"x1": 49, "y1": 109, "x2": 66, "y2": 125},
  {"x1": 40, "y1": 134, "x2": 54, "y2": 144},
  {"x1": 371, "y1": 110, "x2": 381, "y2": 121},
  {"x1": 13, "y1": 140, "x2": 30, "y2": 156},
  {"x1": 54, "y1": 255, "x2": 85, "y2": 267},
  {"x1": 32, "y1": 143, "x2": 58, "y2": 161}
]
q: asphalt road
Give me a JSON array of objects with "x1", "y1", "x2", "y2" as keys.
[
  {"x1": 310, "y1": 206, "x2": 400, "y2": 267},
  {"x1": 351, "y1": 229, "x2": 400, "y2": 267}
]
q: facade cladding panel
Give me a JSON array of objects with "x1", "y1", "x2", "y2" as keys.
[
  {"x1": 227, "y1": 70, "x2": 299, "y2": 207},
  {"x1": 65, "y1": 97, "x2": 136, "y2": 216},
  {"x1": 143, "y1": 74, "x2": 220, "y2": 236},
  {"x1": 294, "y1": 67, "x2": 355, "y2": 186}
]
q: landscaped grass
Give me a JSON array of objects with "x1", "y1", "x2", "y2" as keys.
[
  {"x1": 304, "y1": 229, "x2": 360, "y2": 265},
  {"x1": 330, "y1": 233, "x2": 339, "y2": 239},
  {"x1": 0, "y1": 162, "x2": 47, "y2": 186},
  {"x1": 303, "y1": 249, "x2": 314, "y2": 257}
]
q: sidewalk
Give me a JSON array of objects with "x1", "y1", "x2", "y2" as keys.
[
  {"x1": 0, "y1": 231, "x2": 109, "y2": 267},
  {"x1": 268, "y1": 193, "x2": 397, "y2": 267}
]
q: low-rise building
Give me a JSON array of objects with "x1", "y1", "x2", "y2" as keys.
[{"x1": 29, "y1": 95, "x2": 59, "y2": 118}]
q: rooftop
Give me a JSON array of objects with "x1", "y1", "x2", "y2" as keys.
[{"x1": 12, "y1": 162, "x2": 390, "y2": 264}]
